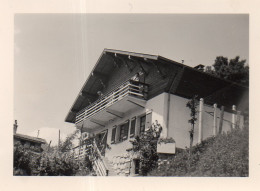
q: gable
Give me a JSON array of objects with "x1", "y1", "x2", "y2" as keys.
[{"x1": 65, "y1": 49, "x2": 249, "y2": 123}]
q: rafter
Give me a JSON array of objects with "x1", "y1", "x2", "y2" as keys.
[
  {"x1": 71, "y1": 108, "x2": 78, "y2": 113},
  {"x1": 105, "y1": 52, "x2": 121, "y2": 68},
  {"x1": 99, "y1": 79, "x2": 106, "y2": 89},
  {"x1": 80, "y1": 91, "x2": 97, "y2": 99},
  {"x1": 145, "y1": 58, "x2": 166, "y2": 78},
  {"x1": 91, "y1": 71, "x2": 109, "y2": 79},
  {"x1": 130, "y1": 56, "x2": 147, "y2": 75},
  {"x1": 114, "y1": 54, "x2": 132, "y2": 72}
]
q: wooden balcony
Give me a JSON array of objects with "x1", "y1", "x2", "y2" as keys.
[{"x1": 75, "y1": 80, "x2": 148, "y2": 132}]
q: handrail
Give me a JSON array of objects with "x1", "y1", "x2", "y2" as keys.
[
  {"x1": 72, "y1": 137, "x2": 109, "y2": 176},
  {"x1": 75, "y1": 80, "x2": 148, "y2": 125},
  {"x1": 92, "y1": 139, "x2": 109, "y2": 176}
]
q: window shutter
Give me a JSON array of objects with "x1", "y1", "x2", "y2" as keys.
[
  {"x1": 116, "y1": 126, "x2": 121, "y2": 143},
  {"x1": 119, "y1": 125, "x2": 124, "y2": 142},
  {"x1": 130, "y1": 117, "x2": 136, "y2": 138},
  {"x1": 111, "y1": 127, "x2": 116, "y2": 144},
  {"x1": 139, "y1": 115, "x2": 146, "y2": 134},
  {"x1": 123, "y1": 120, "x2": 129, "y2": 140},
  {"x1": 145, "y1": 112, "x2": 152, "y2": 131}
]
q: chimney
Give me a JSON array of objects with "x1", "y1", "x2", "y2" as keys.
[
  {"x1": 194, "y1": 64, "x2": 205, "y2": 71},
  {"x1": 14, "y1": 120, "x2": 18, "y2": 134}
]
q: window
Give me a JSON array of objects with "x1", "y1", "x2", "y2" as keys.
[
  {"x1": 119, "y1": 120, "x2": 129, "y2": 142},
  {"x1": 140, "y1": 115, "x2": 146, "y2": 134},
  {"x1": 111, "y1": 126, "x2": 117, "y2": 144},
  {"x1": 130, "y1": 117, "x2": 136, "y2": 138}
]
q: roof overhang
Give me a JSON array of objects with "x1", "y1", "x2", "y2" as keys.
[
  {"x1": 65, "y1": 49, "x2": 159, "y2": 123},
  {"x1": 65, "y1": 48, "x2": 249, "y2": 123}
]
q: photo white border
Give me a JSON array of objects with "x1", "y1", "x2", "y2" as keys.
[{"x1": 1, "y1": 1, "x2": 259, "y2": 191}]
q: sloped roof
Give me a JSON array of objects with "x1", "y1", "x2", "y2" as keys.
[
  {"x1": 65, "y1": 49, "x2": 249, "y2": 123},
  {"x1": 65, "y1": 49, "x2": 161, "y2": 123},
  {"x1": 14, "y1": 133, "x2": 47, "y2": 144}
]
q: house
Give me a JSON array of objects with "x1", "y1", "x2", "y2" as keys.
[
  {"x1": 65, "y1": 49, "x2": 248, "y2": 176},
  {"x1": 13, "y1": 120, "x2": 47, "y2": 153}
]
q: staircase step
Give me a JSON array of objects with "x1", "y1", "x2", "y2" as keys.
[{"x1": 102, "y1": 157, "x2": 118, "y2": 176}]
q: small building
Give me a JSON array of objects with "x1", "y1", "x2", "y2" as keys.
[
  {"x1": 13, "y1": 120, "x2": 47, "y2": 153},
  {"x1": 65, "y1": 49, "x2": 248, "y2": 176}
]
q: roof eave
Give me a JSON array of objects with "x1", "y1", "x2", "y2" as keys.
[{"x1": 65, "y1": 49, "x2": 160, "y2": 123}]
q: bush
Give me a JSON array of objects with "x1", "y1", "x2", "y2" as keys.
[
  {"x1": 149, "y1": 127, "x2": 248, "y2": 177},
  {"x1": 13, "y1": 142, "x2": 92, "y2": 176},
  {"x1": 195, "y1": 127, "x2": 248, "y2": 177},
  {"x1": 128, "y1": 122, "x2": 162, "y2": 176},
  {"x1": 13, "y1": 142, "x2": 35, "y2": 175}
]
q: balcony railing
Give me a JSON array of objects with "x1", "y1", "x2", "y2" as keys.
[{"x1": 75, "y1": 80, "x2": 148, "y2": 125}]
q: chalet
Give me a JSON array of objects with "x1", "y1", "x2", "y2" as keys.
[
  {"x1": 65, "y1": 49, "x2": 248, "y2": 176},
  {"x1": 13, "y1": 120, "x2": 47, "y2": 153}
]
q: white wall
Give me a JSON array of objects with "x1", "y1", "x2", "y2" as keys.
[
  {"x1": 91, "y1": 92, "x2": 244, "y2": 160},
  {"x1": 167, "y1": 94, "x2": 244, "y2": 149},
  {"x1": 146, "y1": 93, "x2": 168, "y2": 138},
  {"x1": 98, "y1": 107, "x2": 145, "y2": 161},
  {"x1": 97, "y1": 93, "x2": 168, "y2": 161}
]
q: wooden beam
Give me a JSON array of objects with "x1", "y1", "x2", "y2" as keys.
[
  {"x1": 106, "y1": 109, "x2": 124, "y2": 118},
  {"x1": 71, "y1": 108, "x2": 78, "y2": 113},
  {"x1": 91, "y1": 71, "x2": 109, "y2": 79},
  {"x1": 113, "y1": 59, "x2": 121, "y2": 68},
  {"x1": 99, "y1": 79, "x2": 106, "y2": 89},
  {"x1": 80, "y1": 91, "x2": 97, "y2": 98},
  {"x1": 170, "y1": 66, "x2": 185, "y2": 94},
  {"x1": 115, "y1": 54, "x2": 132, "y2": 72},
  {"x1": 105, "y1": 52, "x2": 121, "y2": 68},
  {"x1": 130, "y1": 57, "x2": 147, "y2": 75},
  {"x1": 146, "y1": 59, "x2": 166, "y2": 78}
]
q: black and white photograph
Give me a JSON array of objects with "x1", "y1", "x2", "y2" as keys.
[{"x1": 13, "y1": 13, "x2": 249, "y2": 177}]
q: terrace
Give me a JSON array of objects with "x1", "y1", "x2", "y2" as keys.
[{"x1": 75, "y1": 80, "x2": 148, "y2": 132}]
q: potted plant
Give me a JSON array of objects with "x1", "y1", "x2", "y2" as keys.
[{"x1": 157, "y1": 137, "x2": 176, "y2": 154}]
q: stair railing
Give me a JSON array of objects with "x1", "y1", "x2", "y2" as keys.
[{"x1": 92, "y1": 139, "x2": 109, "y2": 176}]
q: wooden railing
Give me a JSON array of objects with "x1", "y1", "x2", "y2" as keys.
[
  {"x1": 75, "y1": 80, "x2": 148, "y2": 125},
  {"x1": 92, "y1": 139, "x2": 109, "y2": 176},
  {"x1": 73, "y1": 138, "x2": 109, "y2": 176}
]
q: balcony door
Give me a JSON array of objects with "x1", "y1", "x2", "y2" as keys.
[{"x1": 95, "y1": 129, "x2": 108, "y2": 156}]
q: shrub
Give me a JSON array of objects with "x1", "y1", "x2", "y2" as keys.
[
  {"x1": 149, "y1": 127, "x2": 248, "y2": 177},
  {"x1": 195, "y1": 128, "x2": 248, "y2": 177},
  {"x1": 13, "y1": 142, "x2": 35, "y2": 175},
  {"x1": 13, "y1": 141, "x2": 92, "y2": 176},
  {"x1": 128, "y1": 122, "x2": 162, "y2": 176}
]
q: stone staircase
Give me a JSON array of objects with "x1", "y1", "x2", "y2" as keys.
[{"x1": 102, "y1": 157, "x2": 118, "y2": 176}]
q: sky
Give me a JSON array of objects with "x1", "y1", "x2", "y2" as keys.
[{"x1": 14, "y1": 14, "x2": 249, "y2": 146}]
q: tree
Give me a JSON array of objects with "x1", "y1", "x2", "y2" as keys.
[
  {"x1": 13, "y1": 130, "x2": 92, "y2": 176},
  {"x1": 59, "y1": 130, "x2": 80, "y2": 152},
  {"x1": 206, "y1": 56, "x2": 249, "y2": 86},
  {"x1": 128, "y1": 122, "x2": 162, "y2": 176}
]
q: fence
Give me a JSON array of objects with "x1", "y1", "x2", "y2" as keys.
[{"x1": 197, "y1": 98, "x2": 244, "y2": 144}]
